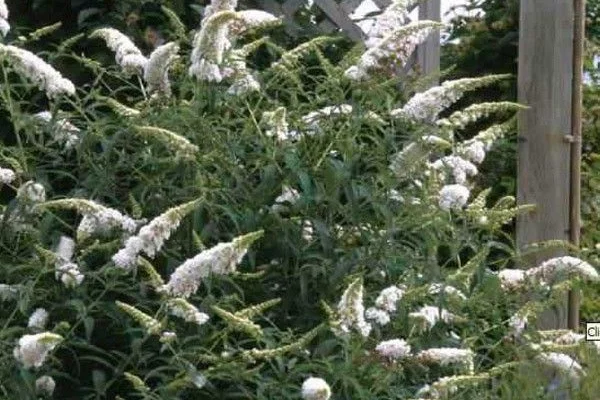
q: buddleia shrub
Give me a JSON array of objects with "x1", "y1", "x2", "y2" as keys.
[{"x1": 0, "y1": 1, "x2": 600, "y2": 399}]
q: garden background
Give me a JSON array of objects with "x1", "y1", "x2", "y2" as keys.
[{"x1": 2, "y1": 0, "x2": 600, "y2": 399}]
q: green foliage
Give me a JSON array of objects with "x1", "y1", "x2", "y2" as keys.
[{"x1": 0, "y1": 2, "x2": 599, "y2": 399}]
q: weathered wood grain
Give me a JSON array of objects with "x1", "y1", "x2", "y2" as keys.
[{"x1": 517, "y1": 0, "x2": 574, "y2": 329}]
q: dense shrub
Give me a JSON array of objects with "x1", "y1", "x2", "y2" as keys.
[{"x1": 1, "y1": 1, "x2": 600, "y2": 399}]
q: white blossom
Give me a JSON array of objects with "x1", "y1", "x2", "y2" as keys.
[
  {"x1": 460, "y1": 140, "x2": 487, "y2": 164},
  {"x1": 28, "y1": 308, "x2": 49, "y2": 331},
  {"x1": 42, "y1": 199, "x2": 137, "y2": 241},
  {"x1": 189, "y1": 11, "x2": 237, "y2": 82},
  {"x1": 416, "y1": 347, "x2": 475, "y2": 373},
  {"x1": 336, "y1": 277, "x2": 371, "y2": 338},
  {"x1": 167, "y1": 298, "x2": 210, "y2": 325},
  {"x1": 233, "y1": 10, "x2": 280, "y2": 33},
  {"x1": 409, "y1": 305, "x2": 456, "y2": 330},
  {"x1": 112, "y1": 200, "x2": 199, "y2": 270},
  {"x1": 13, "y1": 332, "x2": 63, "y2": 369},
  {"x1": 421, "y1": 134, "x2": 451, "y2": 147},
  {"x1": 160, "y1": 231, "x2": 262, "y2": 298},
  {"x1": 203, "y1": 0, "x2": 238, "y2": 19},
  {"x1": 35, "y1": 375, "x2": 56, "y2": 396},
  {"x1": 262, "y1": 107, "x2": 290, "y2": 141},
  {"x1": 301, "y1": 377, "x2": 331, "y2": 400},
  {"x1": 362, "y1": 0, "x2": 415, "y2": 48},
  {"x1": 344, "y1": 21, "x2": 440, "y2": 80},
  {"x1": 388, "y1": 189, "x2": 404, "y2": 202},
  {"x1": 144, "y1": 42, "x2": 179, "y2": 97},
  {"x1": 428, "y1": 283, "x2": 467, "y2": 300},
  {"x1": 508, "y1": 313, "x2": 527, "y2": 337},
  {"x1": 0, "y1": 0, "x2": 9, "y2": 36},
  {"x1": 271, "y1": 186, "x2": 300, "y2": 212},
  {"x1": 468, "y1": 122, "x2": 514, "y2": 151},
  {"x1": 390, "y1": 75, "x2": 510, "y2": 123},
  {"x1": 365, "y1": 307, "x2": 391, "y2": 326},
  {"x1": 374, "y1": 285, "x2": 405, "y2": 312},
  {"x1": 0, "y1": 44, "x2": 75, "y2": 98},
  {"x1": 227, "y1": 72, "x2": 261, "y2": 95},
  {"x1": 90, "y1": 28, "x2": 147, "y2": 74},
  {"x1": 527, "y1": 256, "x2": 599, "y2": 283},
  {"x1": 438, "y1": 184, "x2": 470, "y2": 211},
  {"x1": 536, "y1": 352, "x2": 585, "y2": 383},
  {"x1": 160, "y1": 331, "x2": 177, "y2": 343},
  {"x1": 497, "y1": 269, "x2": 526, "y2": 290},
  {"x1": 55, "y1": 236, "x2": 75, "y2": 264},
  {"x1": 0, "y1": 167, "x2": 15, "y2": 184},
  {"x1": 77, "y1": 211, "x2": 137, "y2": 241},
  {"x1": 302, "y1": 220, "x2": 315, "y2": 241},
  {"x1": 55, "y1": 262, "x2": 84, "y2": 288},
  {"x1": 53, "y1": 236, "x2": 83, "y2": 288},
  {"x1": 552, "y1": 331, "x2": 585, "y2": 345},
  {"x1": 0, "y1": 18, "x2": 8, "y2": 37},
  {"x1": 375, "y1": 338, "x2": 411, "y2": 360},
  {"x1": 34, "y1": 111, "x2": 80, "y2": 149},
  {"x1": 431, "y1": 156, "x2": 478, "y2": 185},
  {"x1": 17, "y1": 181, "x2": 46, "y2": 203},
  {"x1": 437, "y1": 102, "x2": 525, "y2": 132}
]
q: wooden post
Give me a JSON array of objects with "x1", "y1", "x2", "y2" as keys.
[
  {"x1": 417, "y1": 0, "x2": 441, "y2": 84},
  {"x1": 568, "y1": 0, "x2": 586, "y2": 330},
  {"x1": 517, "y1": 0, "x2": 574, "y2": 329}
]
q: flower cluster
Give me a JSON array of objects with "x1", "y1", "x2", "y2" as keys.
[
  {"x1": 167, "y1": 298, "x2": 210, "y2": 326},
  {"x1": 391, "y1": 75, "x2": 511, "y2": 123},
  {"x1": 344, "y1": 21, "x2": 442, "y2": 81},
  {"x1": 0, "y1": 167, "x2": 15, "y2": 184},
  {"x1": 365, "y1": 285, "x2": 404, "y2": 327},
  {"x1": 438, "y1": 184, "x2": 470, "y2": 211},
  {"x1": 35, "y1": 375, "x2": 56, "y2": 396},
  {"x1": 27, "y1": 308, "x2": 49, "y2": 331},
  {"x1": 144, "y1": 42, "x2": 180, "y2": 97},
  {"x1": 375, "y1": 338, "x2": 411, "y2": 360},
  {"x1": 497, "y1": 256, "x2": 598, "y2": 291},
  {"x1": 262, "y1": 107, "x2": 291, "y2": 141},
  {"x1": 0, "y1": 44, "x2": 75, "y2": 98},
  {"x1": 271, "y1": 185, "x2": 300, "y2": 212},
  {"x1": 112, "y1": 200, "x2": 200, "y2": 270},
  {"x1": 160, "y1": 230, "x2": 263, "y2": 298},
  {"x1": 430, "y1": 155, "x2": 478, "y2": 185},
  {"x1": 334, "y1": 277, "x2": 371, "y2": 337},
  {"x1": 17, "y1": 180, "x2": 46, "y2": 204},
  {"x1": 362, "y1": 0, "x2": 415, "y2": 48},
  {"x1": 34, "y1": 111, "x2": 81, "y2": 149},
  {"x1": 0, "y1": 0, "x2": 9, "y2": 36},
  {"x1": 301, "y1": 377, "x2": 331, "y2": 400},
  {"x1": 536, "y1": 352, "x2": 584, "y2": 383},
  {"x1": 416, "y1": 347, "x2": 475, "y2": 373},
  {"x1": 40, "y1": 198, "x2": 137, "y2": 241},
  {"x1": 189, "y1": 0, "x2": 279, "y2": 89},
  {"x1": 408, "y1": 305, "x2": 457, "y2": 330},
  {"x1": 13, "y1": 332, "x2": 63, "y2": 369},
  {"x1": 90, "y1": 28, "x2": 148, "y2": 74},
  {"x1": 54, "y1": 236, "x2": 84, "y2": 288}
]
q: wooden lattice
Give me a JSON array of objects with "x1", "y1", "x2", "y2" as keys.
[{"x1": 257, "y1": 0, "x2": 441, "y2": 77}]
